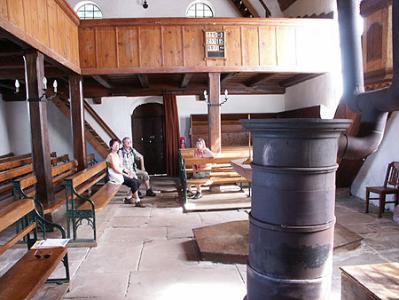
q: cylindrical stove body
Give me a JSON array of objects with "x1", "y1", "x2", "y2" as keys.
[{"x1": 242, "y1": 119, "x2": 351, "y2": 300}]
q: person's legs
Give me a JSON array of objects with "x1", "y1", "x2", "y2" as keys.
[
  {"x1": 137, "y1": 170, "x2": 156, "y2": 196},
  {"x1": 123, "y1": 176, "x2": 143, "y2": 206}
]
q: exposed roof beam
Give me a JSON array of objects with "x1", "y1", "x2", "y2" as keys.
[
  {"x1": 180, "y1": 73, "x2": 193, "y2": 88},
  {"x1": 92, "y1": 75, "x2": 113, "y2": 89},
  {"x1": 245, "y1": 74, "x2": 274, "y2": 87},
  {"x1": 221, "y1": 72, "x2": 239, "y2": 83},
  {"x1": 279, "y1": 74, "x2": 320, "y2": 88},
  {"x1": 137, "y1": 74, "x2": 149, "y2": 88}
]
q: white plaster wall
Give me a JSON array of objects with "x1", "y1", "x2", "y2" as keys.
[
  {"x1": 351, "y1": 112, "x2": 399, "y2": 210},
  {"x1": 0, "y1": 96, "x2": 11, "y2": 155},
  {"x1": 68, "y1": 0, "x2": 240, "y2": 18},
  {"x1": 4, "y1": 101, "x2": 31, "y2": 155},
  {"x1": 177, "y1": 94, "x2": 285, "y2": 143},
  {"x1": 47, "y1": 102, "x2": 74, "y2": 158}
]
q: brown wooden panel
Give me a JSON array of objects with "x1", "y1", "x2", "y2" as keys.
[
  {"x1": 47, "y1": 0, "x2": 57, "y2": 52},
  {"x1": 57, "y1": 5, "x2": 68, "y2": 58},
  {"x1": 79, "y1": 28, "x2": 96, "y2": 68},
  {"x1": 139, "y1": 26, "x2": 162, "y2": 68},
  {"x1": 225, "y1": 26, "x2": 242, "y2": 67},
  {"x1": 23, "y1": 0, "x2": 39, "y2": 38},
  {"x1": 162, "y1": 26, "x2": 183, "y2": 67},
  {"x1": 276, "y1": 26, "x2": 296, "y2": 66},
  {"x1": 183, "y1": 26, "x2": 206, "y2": 67},
  {"x1": 37, "y1": 0, "x2": 49, "y2": 46},
  {"x1": 96, "y1": 27, "x2": 117, "y2": 68},
  {"x1": 0, "y1": 0, "x2": 8, "y2": 19},
  {"x1": 259, "y1": 26, "x2": 277, "y2": 66},
  {"x1": 7, "y1": 0, "x2": 24, "y2": 28},
  {"x1": 117, "y1": 26, "x2": 139, "y2": 68},
  {"x1": 241, "y1": 26, "x2": 259, "y2": 66}
]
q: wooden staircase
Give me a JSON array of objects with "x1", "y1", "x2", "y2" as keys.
[
  {"x1": 230, "y1": 0, "x2": 259, "y2": 17},
  {"x1": 53, "y1": 97, "x2": 117, "y2": 159}
]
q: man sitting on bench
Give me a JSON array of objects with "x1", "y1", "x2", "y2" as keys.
[
  {"x1": 119, "y1": 137, "x2": 156, "y2": 197},
  {"x1": 188, "y1": 138, "x2": 215, "y2": 199}
]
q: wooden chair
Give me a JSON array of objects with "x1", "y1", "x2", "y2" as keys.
[{"x1": 366, "y1": 161, "x2": 399, "y2": 218}]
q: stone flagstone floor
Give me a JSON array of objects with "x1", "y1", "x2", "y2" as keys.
[{"x1": 1, "y1": 178, "x2": 399, "y2": 300}]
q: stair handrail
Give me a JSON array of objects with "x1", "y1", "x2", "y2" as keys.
[{"x1": 83, "y1": 100, "x2": 119, "y2": 141}]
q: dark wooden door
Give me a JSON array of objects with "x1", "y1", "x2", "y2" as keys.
[{"x1": 132, "y1": 103, "x2": 166, "y2": 175}]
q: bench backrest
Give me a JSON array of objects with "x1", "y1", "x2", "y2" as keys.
[
  {"x1": 0, "y1": 199, "x2": 35, "y2": 232},
  {"x1": 66, "y1": 161, "x2": 107, "y2": 188},
  {"x1": 16, "y1": 160, "x2": 78, "y2": 192},
  {"x1": 0, "y1": 154, "x2": 69, "y2": 173},
  {"x1": 180, "y1": 147, "x2": 251, "y2": 159}
]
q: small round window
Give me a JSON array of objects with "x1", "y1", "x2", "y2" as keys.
[
  {"x1": 186, "y1": 2, "x2": 214, "y2": 18},
  {"x1": 75, "y1": 2, "x2": 103, "y2": 20}
]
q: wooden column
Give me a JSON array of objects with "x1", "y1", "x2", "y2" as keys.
[
  {"x1": 24, "y1": 51, "x2": 54, "y2": 206},
  {"x1": 69, "y1": 75, "x2": 87, "y2": 171},
  {"x1": 207, "y1": 73, "x2": 221, "y2": 153}
]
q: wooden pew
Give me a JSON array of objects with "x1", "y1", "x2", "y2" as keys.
[
  {"x1": 0, "y1": 154, "x2": 70, "y2": 202},
  {"x1": 65, "y1": 161, "x2": 121, "y2": 241},
  {"x1": 13, "y1": 160, "x2": 78, "y2": 215},
  {"x1": 0, "y1": 153, "x2": 69, "y2": 172},
  {"x1": 0, "y1": 152, "x2": 14, "y2": 159},
  {"x1": 0, "y1": 152, "x2": 56, "y2": 164},
  {"x1": 0, "y1": 198, "x2": 70, "y2": 299},
  {"x1": 178, "y1": 147, "x2": 250, "y2": 203}
]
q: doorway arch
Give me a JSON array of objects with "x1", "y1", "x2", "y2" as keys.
[{"x1": 131, "y1": 103, "x2": 166, "y2": 175}]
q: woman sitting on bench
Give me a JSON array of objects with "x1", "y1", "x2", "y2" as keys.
[
  {"x1": 188, "y1": 138, "x2": 215, "y2": 199},
  {"x1": 107, "y1": 139, "x2": 143, "y2": 207}
]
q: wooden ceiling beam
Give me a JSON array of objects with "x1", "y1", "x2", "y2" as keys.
[
  {"x1": 180, "y1": 73, "x2": 193, "y2": 88},
  {"x1": 92, "y1": 75, "x2": 113, "y2": 89},
  {"x1": 279, "y1": 74, "x2": 320, "y2": 88},
  {"x1": 137, "y1": 74, "x2": 150, "y2": 88},
  {"x1": 245, "y1": 74, "x2": 274, "y2": 87},
  {"x1": 221, "y1": 72, "x2": 239, "y2": 83}
]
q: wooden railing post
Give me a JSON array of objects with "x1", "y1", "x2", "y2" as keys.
[
  {"x1": 69, "y1": 75, "x2": 87, "y2": 171},
  {"x1": 24, "y1": 50, "x2": 55, "y2": 206},
  {"x1": 208, "y1": 73, "x2": 221, "y2": 153}
]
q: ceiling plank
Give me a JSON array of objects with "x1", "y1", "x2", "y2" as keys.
[
  {"x1": 137, "y1": 74, "x2": 149, "y2": 88},
  {"x1": 92, "y1": 75, "x2": 113, "y2": 89},
  {"x1": 221, "y1": 72, "x2": 239, "y2": 83},
  {"x1": 245, "y1": 74, "x2": 274, "y2": 87},
  {"x1": 279, "y1": 74, "x2": 320, "y2": 88},
  {"x1": 180, "y1": 73, "x2": 193, "y2": 88}
]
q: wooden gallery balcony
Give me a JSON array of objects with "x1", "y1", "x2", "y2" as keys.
[{"x1": 0, "y1": 1, "x2": 336, "y2": 97}]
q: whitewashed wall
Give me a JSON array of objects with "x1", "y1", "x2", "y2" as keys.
[
  {"x1": 4, "y1": 101, "x2": 31, "y2": 155},
  {"x1": 68, "y1": 0, "x2": 240, "y2": 18},
  {"x1": 0, "y1": 96, "x2": 11, "y2": 155},
  {"x1": 351, "y1": 113, "x2": 399, "y2": 209}
]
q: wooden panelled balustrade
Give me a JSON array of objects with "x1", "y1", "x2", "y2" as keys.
[
  {"x1": 79, "y1": 18, "x2": 335, "y2": 74},
  {"x1": 0, "y1": 0, "x2": 80, "y2": 73}
]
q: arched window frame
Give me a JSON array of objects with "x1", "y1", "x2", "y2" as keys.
[
  {"x1": 186, "y1": 1, "x2": 215, "y2": 18},
  {"x1": 74, "y1": 1, "x2": 103, "y2": 20}
]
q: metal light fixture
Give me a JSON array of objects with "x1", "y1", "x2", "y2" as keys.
[
  {"x1": 203, "y1": 89, "x2": 229, "y2": 106},
  {"x1": 143, "y1": 0, "x2": 148, "y2": 9},
  {"x1": 15, "y1": 76, "x2": 58, "y2": 101},
  {"x1": 15, "y1": 79, "x2": 20, "y2": 94}
]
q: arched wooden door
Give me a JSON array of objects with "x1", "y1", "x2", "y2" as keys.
[{"x1": 132, "y1": 103, "x2": 166, "y2": 175}]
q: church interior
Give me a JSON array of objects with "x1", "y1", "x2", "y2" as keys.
[{"x1": 0, "y1": 0, "x2": 398, "y2": 299}]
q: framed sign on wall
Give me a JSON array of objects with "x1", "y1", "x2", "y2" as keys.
[{"x1": 204, "y1": 31, "x2": 225, "y2": 59}]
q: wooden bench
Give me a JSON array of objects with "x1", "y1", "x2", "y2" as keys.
[
  {"x1": 65, "y1": 161, "x2": 121, "y2": 241},
  {"x1": 13, "y1": 160, "x2": 78, "y2": 215},
  {"x1": 0, "y1": 154, "x2": 70, "y2": 202},
  {"x1": 0, "y1": 151, "x2": 56, "y2": 165},
  {"x1": 178, "y1": 148, "x2": 250, "y2": 203},
  {"x1": 0, "y1": 198, "x2": 70, "y2": 299},
  {"x1": 341, "y1": 262, "x2": 399, "y2": 300},
  {"x1": 0, "y1": 153, "x2": 68, "y2": 172},
  {"x1": 0, "y1": 152, "x2": 14, "y2": 159}
]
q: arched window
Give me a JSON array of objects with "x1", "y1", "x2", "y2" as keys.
[
  {"x1": 186, "y1": 1, "x2": 214, "y2": 18},
  {"x1": 75, "y1": 1, "x2": 103, "y2": 20}
]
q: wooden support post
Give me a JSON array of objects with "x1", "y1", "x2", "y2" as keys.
[
  {"x1": 208, "y1": 73, "x2": 221, "y2": 153},
  {"x1": 69, "y1": 75, "x2": 87, "y2": 171},
  {"x1": 24, "y1": 51, "x2": 55, "y2": 206}
]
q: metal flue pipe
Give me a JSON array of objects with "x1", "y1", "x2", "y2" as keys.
[{"x1": 336, "y1": 0, "x2": 399, "y2": 160}]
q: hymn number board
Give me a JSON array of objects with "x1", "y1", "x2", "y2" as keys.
[{"x1": 205, "y1": 31, "x2": 225, "y2": 59}]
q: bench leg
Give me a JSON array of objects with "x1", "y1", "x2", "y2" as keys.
[
  {"x1": 46, "y1": 253, "x2": 70, "y2": 284},
  {"x1": 378, "y1": 194, "x2": 386, "y2": 218},
  {"x1": 365, "y1": 190, "x2": 370, "y2": 213}
]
